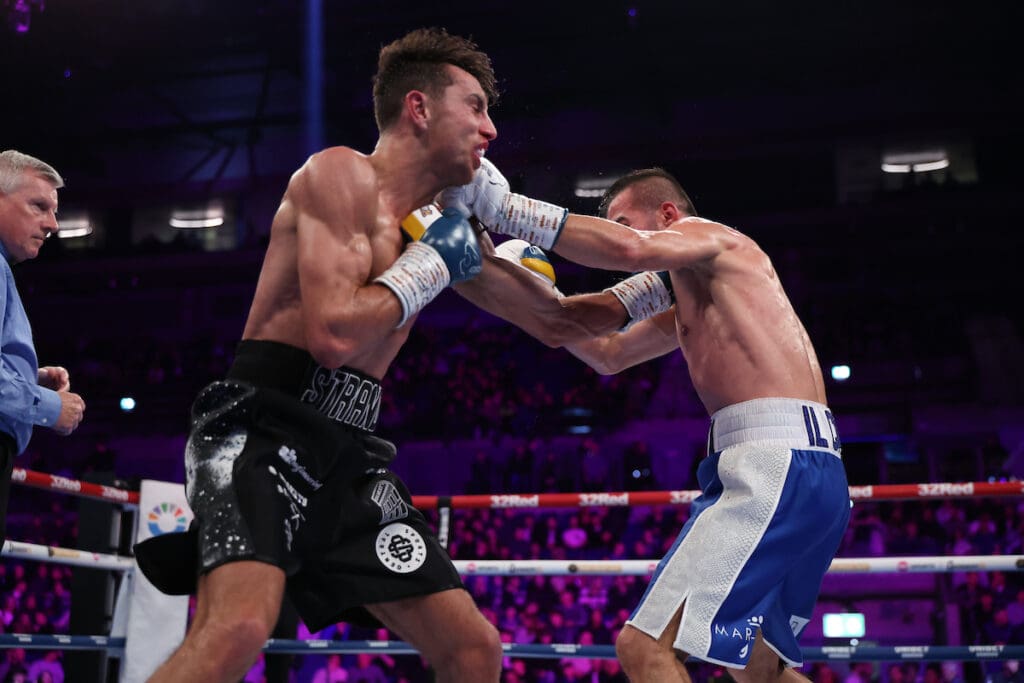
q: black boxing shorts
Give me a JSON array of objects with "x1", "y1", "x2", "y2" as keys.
[{"x1": 136, "y1": 340, "x2": 462, "y2": 630}]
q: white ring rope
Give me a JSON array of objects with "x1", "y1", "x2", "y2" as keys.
[
  {"x1": 454, "y1": 555, "x2": 1023, "y2": 576},
  {"x1": 1, "y1": 539, "x2": 134, "y2": 571},
  {"x1": 3, "y1": 541, "x2": 1014, "y2": 576}
]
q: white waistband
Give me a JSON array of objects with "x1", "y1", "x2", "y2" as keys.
[{"x1": 708, "y1": 397, "x2": 841, "y2": 456}]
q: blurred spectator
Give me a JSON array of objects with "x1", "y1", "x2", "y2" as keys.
[
  {"x1": 886, "y1": 663, "x2": 908, "y2": 683},
  {"x1": 969, "y1": 511, "x2": 1000, "y2": 555},
  {"x1": 311, "y1": 654, "x2": 348, "y2": 683},
  {"x1": 504, "y1": 445, "x2": 535, "y2": 493},
  {"x1": 1007, "y1": 589, "x2": 1024, "y2": 631},
  {"x1": 466, "y1": 450, "x2": 493, "y2": 494},
  {"x1": 579, "y1": 439, "x2": 610, "y2": 491},
  {"x1": 810, "y1": 663, "x2": 840, "y2": 683},
  {"x1": 845, "y1": 662, "x2": 876, "y2": 683},
  {"x1": 0, "y1": 649, "x2": 27, "y2": 682},
  {"x1": 922, "y1": 663, "x2": 943, "y2": 683},
  {"x1": 25, "y1": 652, "x2": 62, "y2": 683},
  {"x1": 347, "y1": 654, "x2": 390, "y2": 683},
  {"x1": 988, "y1": 660, "x2": 1024, "y2": 683}
]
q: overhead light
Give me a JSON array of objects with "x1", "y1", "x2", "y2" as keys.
[
  {"x1": 881, "y1": 149, "x2": 949, "y2": 174},
  {"x1": 909, "y1": 159, "x2": 949, "y2": 173},
  {"x1": 169, "y1": 216, "x2": 224, "y2": 229},
  {"x1": 170, "y1": 203, "x2": 225, "y2": 229},
  {"x1": 57, "y1": 216, "x2": 93, "y2": 239},
  {"x1": 574, "y1": 176, "x2": 617, "y2": 198},
  {"x1": 880, "y1": 163, "x2": 911, "y2": 173}
]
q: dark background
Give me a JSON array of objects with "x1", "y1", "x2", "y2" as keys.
[{"x1": 1, "y1": 0, "x2": 1022, "y2": 480}]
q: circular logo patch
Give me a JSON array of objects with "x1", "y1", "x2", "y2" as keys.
[
  {"x1": 375, "y1": 523, "x2": 427, "y2": 574},
  {"x1": 147, "y1": 502, "x2": 189, "y2": 536}
]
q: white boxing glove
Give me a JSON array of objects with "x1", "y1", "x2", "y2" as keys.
[
  {"x1": 438, "y1": 157, "x2": 510, "y2": 224},
  {"x1": 493, "y1": 239, "x2": 561, "y2": 294},
  {"x1": 439, "y1": 158, "x2": 568, "y2": 250}
]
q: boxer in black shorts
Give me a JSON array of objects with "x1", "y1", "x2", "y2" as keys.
[
  {"x1": 133, "y1": 29, "x2": 509, "y2": 683},
  {"x1": 139, "y1": 28, "x2": 632, "y2": 683},
  {"x1": 185, "y1": 339, "x2": 462, "y2": 631}
]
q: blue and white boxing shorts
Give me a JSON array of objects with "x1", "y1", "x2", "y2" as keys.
[{"x1": 626, "y1": 398, "x2": 850, "y2": 668}]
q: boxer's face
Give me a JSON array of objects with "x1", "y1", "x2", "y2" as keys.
[
  {"x1": 604, "y1": 186, "x2": 655, "y2": 231},
  {"x1": 429, "y1": 64, "x2": 497, "y2": 185},
  {"x1": 0, "y1": 171, "x2": 59, "y2": 263},
  {"x1": 605, "y1": 185, "x2": 677, "y2": 232}
]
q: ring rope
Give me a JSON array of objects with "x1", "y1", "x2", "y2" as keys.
[
  {"x1": 10, "y1": 467, "x2": 138, "y2": 506},
  {"x1": 10, "y1": 469, "x2": 1016, "y2": 510},
  {"x1": 0, "y1": 634, "x2": 125, "y2": 652},
  {"x1": 412, "y1": 481, "x2": 1023, "y2": 510},
  {"x1": 2, "y1": 544, "x2": 1011, "y2": 576},
  {"x1": 6, "y1": 473, "x2": 1014, "y2": 669},
  {"x1": 454, "y1": 555, "x2": 1024, "y2": 576},
  {"x1": 259, "y1": 640, "x2": 1024, "y2": 662},
  {"x1": 1, "y1": 539, "x2": 134, "y2": 571},
  {"x1": 2, "y1": 636, "x2": 1017, "y2": 664}
]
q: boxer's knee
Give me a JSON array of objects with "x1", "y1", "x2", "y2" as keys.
[
  {"x1": 434, "y1": 619, "x2": 502, "y2": 681},
  {"x1": 185, "y1": 606, "x2": 276, "y2": 675},
  {"x1": 615, "y1": 624, "x2": 652, "y2": 674}
]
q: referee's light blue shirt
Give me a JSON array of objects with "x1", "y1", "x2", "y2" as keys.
[{"x1": 0, "y1": 242, "x2": 62, "y2": 454}]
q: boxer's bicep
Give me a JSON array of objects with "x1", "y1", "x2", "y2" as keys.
[{"x1": 292, "y1": 156, "x2": 394, "y2": 366}]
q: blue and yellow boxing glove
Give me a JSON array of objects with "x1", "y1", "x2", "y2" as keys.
[{"x1": 375, "y1": 204, "x2": 482, "y2": 327}]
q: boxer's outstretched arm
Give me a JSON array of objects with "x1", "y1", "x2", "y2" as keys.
[
  {"x1": 552, "y1": 215, "x2": 741, "y2": 274},
  {"x1": 455, "y1": 255, "x2": 629, "y2": 347},
  {"x1": 440, "y1": 158, "x2": 740, "y2": 273},
  {"x1": 565, "y1": 309, "x2": 679, "y2": 375}
]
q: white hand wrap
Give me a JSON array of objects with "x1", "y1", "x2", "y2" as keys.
[
  {"x1": 494, "y1": 193, "x2": 568, "y2": 250},
  {"x1": 605, "y1": 271, "x2": 673, "y2": 331},
  {"x1": 374, "y1": 242, "x2": 450, "y2": 327}
]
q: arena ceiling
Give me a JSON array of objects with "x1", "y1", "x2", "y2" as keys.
[{"x1": 1, "y1": 1, "x2": 1019, "y2": 213}]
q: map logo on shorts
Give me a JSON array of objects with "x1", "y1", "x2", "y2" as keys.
[
  {"x1": 375, "y1": 523, "x2": 427, "y2": 574},
  {"x1": 370, "y1": 480, "x2": 409, "y2": 525},
  {"x1": 147, "y1": 502, "x2": 189, "y2": 537},
  {"x1": 714, "y1": 614, "x2": 762, "y2": 659}
]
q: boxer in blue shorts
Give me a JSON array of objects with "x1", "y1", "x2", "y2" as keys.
[{"x1": 442, "y1": 165, "x2": 851, "y2": 682}]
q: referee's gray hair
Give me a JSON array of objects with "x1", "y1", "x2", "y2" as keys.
[{"x1": 0, "y1": 150, "x2": 64, "y2": 194}]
